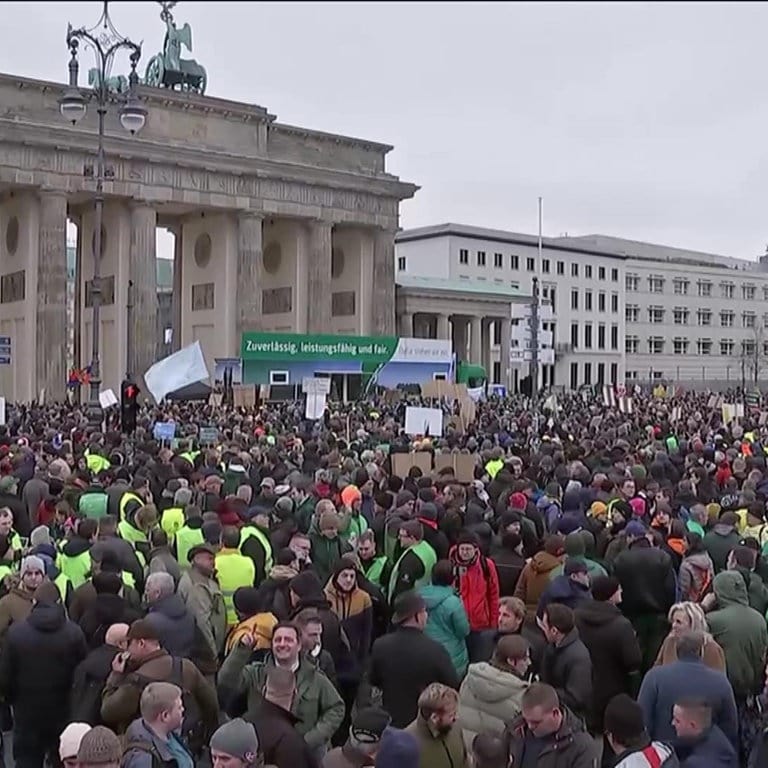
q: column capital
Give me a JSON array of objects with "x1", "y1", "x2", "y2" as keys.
[
  {"x1": 237, "y1": 209, "x2": 265, "y2": 223},
  {"x1": 38, "y1": 188, "x2": 67, "y2": 201}
]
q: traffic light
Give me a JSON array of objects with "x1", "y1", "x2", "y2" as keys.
[{"x1": 120, "y1": 379, "x2": 139, "y2": 434}]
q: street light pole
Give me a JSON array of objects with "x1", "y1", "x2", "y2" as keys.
[{"x1": 60, "y1": 1, "x2": 147, "y2": 427}]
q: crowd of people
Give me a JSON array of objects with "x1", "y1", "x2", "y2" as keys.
[{"x1": 0, "y1": 388, "x2": 766, "y2": 768}]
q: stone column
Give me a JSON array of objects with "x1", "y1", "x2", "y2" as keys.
[
  {"x1": 481, "y1": 319, "x2": 492, "y2": 374},
  {"x1": 236, "y1": 212, "x2": 264, "y2": 339},
  {"x1": 400, "y1": 311, "x2": 413, "y2": 337},
  {"x1": 128, "y1": 204, "x2": 157, "y2": 379},
  {"x1": 36, "y1": 191, "x2": 68, "y2": 400},
  {"x1": 171, "y1": 224, "x2": 182, "y2": 352},
  {"x1": 436, "y1": 313, "x2": 450, "y2": 341},
  {"x1": 500, "y1": 318, "x2": 512, "y2": 390},
  {"x1": 470, "y1": 316, "x2": 483, "y2": 363},
  {"x1": 372, "y1": 227, "x2": 396, "y2": 335},
  {"x1": 307, "y1": 220, "x2": 332, "y2": 333}
]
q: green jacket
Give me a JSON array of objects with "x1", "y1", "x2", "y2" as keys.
[
  {"x1": 296, "y1": 497, "x2": 317, "y2": 535},
  {"x1": 707, "y1": 571, "x2": 768, "y2": 698},
  {"x1": 217, "y1": 646, "x2": 344, "y2": 747},
  {"x1": 419, "y1": 584, "x2": 470, "y2": 677},
  {"x1": 308, "y1": 520, "x2": 351, "y2": 586},
  {"x1": 548, "y1": 556, "x2": 608, "y2": 583},
  {"x1": 405, "y1": 714, "x2": 468, "y2": 768}
]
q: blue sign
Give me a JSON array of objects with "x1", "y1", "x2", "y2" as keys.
[
  {"x1": 0, "y1": 337, "x2": 10, "y2": 346},
  {"x1": 0, "y1": 356, "x2": 10, "y2": 366},
  {"x1": 153, "y1": 422, "x2": 176, "y2": 441},
  {"x1": 0, "y1": 336, "x2": 11, "y2": 365}
]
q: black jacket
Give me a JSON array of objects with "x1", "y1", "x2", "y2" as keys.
[
  {"x1": 365, "y1": 626, "x2": 458, "y2": 728},
  {"x1": 575, "y1": 599, "x2": 642, "y2": 731},
  {"x1": 79, "y1": 593, "x2": 142, "y2": 649},
  {"x1": 290, "y1": 596, "x2": 347, "y2": 671},
  {"x1": 489, "y1": 540, "x2": 526, "y2": 596},
  {"x1": 613, "y1": 541, "x2": 676, "y2": 617},
  {"x1": 70, "y1": 643, "x2": 121, "y2": 724},
  {"x1": 146, "y1": 594, "x2": 196, "y2": 658},
  {"x1": 0, "y1": 602, "x2": 87, "y2": 725},
  {"x1": 251, "y1": 699, "x2": 317, "y2": 768},
  {"x1": 540, "y1": 629, "x2": 593, "y2": 723}
]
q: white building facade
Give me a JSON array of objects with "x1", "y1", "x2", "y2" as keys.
[{"x1": 395, "y1": 224, "x2": 768, "y2": 391}]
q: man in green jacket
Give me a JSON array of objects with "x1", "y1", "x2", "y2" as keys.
[
  {"x1": 405, "y1": 683, "x2": 468, "y2": 768},
  {"x1": 218, "y1": 622, "x2": 344, "y2": 750}
]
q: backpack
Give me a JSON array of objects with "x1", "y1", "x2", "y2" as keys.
[{"x1": 120, "y1": 741, "x2": 168, "y2": 768}]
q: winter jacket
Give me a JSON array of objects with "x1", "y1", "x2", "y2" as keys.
[
  {"x1": 449, "y1": 548, "x2": 500, "y2": 631},
  {"x1": 703, "y1": 524, "x2": 741, "y2": 572},
  {"x1": 706, "y1": 570, "x2": 768, "y2": 698},
  {"x1": 513, "y1": 551, "x2": 564, "y2": 619},
  {"x1": 458, "y1": 662, "x2": 528, "y2": 748},
  {"x1": 79, "y1": 593, "x2": 143, "y2": 649},
  {"x1": 734, "y1": 567, "x2": 768, "y2": 615},
  {"x1": 69, "y1": 578, "x2": 143, "y2": 624},
  {"x1": 121, "y1": 717, "x2": 194, "y2": 768},
  {"x1": 613, "y1": 743, "x2": 679, "y2": 767},
  {"x1": 540, "y1": 629, "x2": 593, "y2": 723},
  {"x1": 575, "y1": 598, "x2": 642, "y2": 731},
  {"x1": 613, "y1": 541, "x2": 676, "y2": 617},
  {"x1": 0, "y1": 584, "x2": 33, "y2": 642},
  {"x1": 537, "y1": 575, "x2": 592, "y2": 619},
  {"x1": 419, "y1": 584, "x2": 471, "y2": 677},
  {"x1": 257, "y1": 564, "x2": 298, "y2": 620},
  {"x1": 146, "y1": 594, "x2": 197, "y2": 658},
  {"x1": 253, "y1": 699, "x2": 317, "y2": 768},
  {"x1": 218, "y1": 648, "x2": 344, "y2": 748},
  {"x1": 225, "y1": 612, "x2": 279, "y2": 655},
  {"x1": 676, "y1": 724, "x2": 738, "y2": 767},
  {"x1": 404, "y1": 715, "x2": 467, "y2": 768},
  {"x1": 178, "y1": 567, "x2": 227, "y2": 660},
  {"x1": 505, "y1": 707, "x2": 597, "y2": 768},
  {"x1": 366, "y1": 625, "x2": 459, "y2": 728},
  {"x1": 678, "y1": 551, "x2": 714, "y2": 603},
  {"x1": 324, "y1": 578, "x2": 372, "y2": 683},
  {"x1": 290, "y1": 594, "x2": 347, "y2": 674},
  {"x1": 0, "y1": 601, "x2": 87, "y2": 730},
  {"x1": 308, "y1": 524, "x2": 352, "y2": 585},
  {"x1": 489, "y1": 541, "x2": 525, "y2": 596},
  {"x1": 654, "y1": 633, "x2": 725, "y2": 673},
  {"x1": 70, "y1": 643, "x2": 121, "y2": 725},
  {"x1": 637, "y1": 656, "x2": 738, "y2": 748},
  {"x1": 548, "y1": 556, "x2": 608, "y2": 583}
]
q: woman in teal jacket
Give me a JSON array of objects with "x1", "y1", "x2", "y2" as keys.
[{"x1": 419, "y1": 559, "x2": 471, "y2": 677}]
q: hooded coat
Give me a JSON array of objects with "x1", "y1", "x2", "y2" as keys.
[
  {"x1": 146, "y1": 593, "x2": 197, "y2": 658},
  {"x1": 678, "y1": 551, "x2": 714, "y2": 603},
  {"x1": 703, "y1": 524, "x2": 741, "y2": 573},
  {"x1": 706, "y1": 571, "x2": 768, "y2": 699},
  {"x1": 419, "y1": 583, "x2": 471, "y2": 677},
  {"x1": 513, "y1": 551, "x2": 564, "y2": 619}
]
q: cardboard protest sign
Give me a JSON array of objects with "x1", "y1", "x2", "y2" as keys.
[
  {"x1": 232, "y1": 385, "x2": 256, "y2": 408},
  {"x1": 391, "y1": 452, "x2": 432, "y2": 478},
  {"x1": 434, "y1": 453, "x2": 477, "y2": 483}
]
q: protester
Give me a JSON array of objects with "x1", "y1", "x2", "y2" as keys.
[{"x1": 672, "y1": 698, "x2": 738, "y2": 767}]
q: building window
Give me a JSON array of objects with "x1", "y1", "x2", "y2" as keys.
[
  {"x1": 626, "y1": 305, "x2": 639, "y2": 323},
  {"x1": 648, "y1": 306, "x2": 665, "y2": 324},
  {"x1": 570, "y1": 362, "x2": 578, "y2": 390},
  {"x1": 743, "y1": 284, "x2": 756, "y2": 301},
  {"x1": 548, "y1": 287, "x2": 556, "y2": 312},
  {"x1": 743, "y1": 340, "x2": 756, "y2": 357},
  {"x1": 611, "y1": 293, "x2": 619, "y2": 313},
  {"x1": 720, "y1": 339, "x2": 734, "y2": 356},
  {"x1": 269, "y1": 370, "x2": 289, "y2": 385},
  {"x1": 493, "y1": 322, "x2": 501, "y2": 345},
  {"x1": 697, "y1": 280, "x2": 712, "y2": 297},
  {"x1": 526, "y1": 257, "x2": 535, "y2": 271},
  {"x1": 611, "y1": 324, "x2": 619, "y2": 350},
  {"x1": 610, "y1": 363, "x2": 618, "y2": 383},
  {"x1": 626, "y1": 336, "x2": 639, "y2": 354},
  {"x1": 477, "y1": 251, "x2": 486, "y2": 266},
  {"x1": 585, "y1": 290, "x2": 593, "y2": 311},
  {"x1": 511, "y1": 254, "x2": 519, "y2": 270},
  {"x1": 673, "y1": 278, "x2": 689, "y2": 295},
  {"x1": 721, "y1": 282, "x2": 734, "y2": 299},
  {"x1": 494, "y1": 252, "x2": 503, "y2": 268},
  {"x1": 397, "y1": 256, "x2": 406, "y2": 271},
  {"x1": 556, "y1": 260, "x2": 565, "y2": 275},
  {"x1": 673, "y1": 308, "x2": 689, "y2": 325},
  {"x1": 542, "y1": 258, "x2": 550, "y2": 274},
  {"x1": 571, "y1": 263, "x2": 579, "y2": 278},
  {"x1": 597, "y1": 362, "x2": 605, "y2": 385},
  {"x1": 720, "y1": 310, "x2": 734, "y2": 327},
  {"x1": 673, "y1": 338, "x2": 689, "y2": 355},
  {"x1": 626, "y1": 274, "x2": 639, "y2": 291},
  {"x1": 585, "y1": 265, "x2": 593, "y2": 279},
  {"x1": 459, "y1": 249, "x2": 469, "y2": 265},
  {"x1": 584, "y1": 362, "x2": 592, "y2": 384},
  {"x1": 584, "y1": 323, "x2": 593, "y2": 349},
  {"x1": 570, "y1": 322, "x2": 579, "y2": 349},
  {"x1": 611, "y1": 268, "x2": 619, "y2": 282},
  {"x1": 697, "y1": 339, "x2": 713, "y2": 355},
  {"x1": 598, "y1": 292, "x2": 606, "y2": 312},
  {"x1": 598, "y1": 266, "x2": 606, "y2": 280},
  {"x1": 697, "y1": 309, "x2": 712, "y2": 326},
  {"x1": 743, "y1": 312, "x2": 756, "y2": 328},
  {"x1": 763, "y1": 285, "x2": 768, "y2": 301},
  {"x1": 571, "y1": 289, "x2": 579, "y2": 311},
  {"x1": 493, "y1": 361, "x2": 501, "y2": 383},
  {"x1": 648, "y1": 275, "x2": 664, "y2": 293},
  {"x1": 597, "y1": 324, "x2": 606, "y2": 350},
  {"x1": 649, "y1": 337, "x2": 665, "y2": 354}
]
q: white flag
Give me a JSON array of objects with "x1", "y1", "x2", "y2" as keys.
[{"x1": 143, "y1": 341, "x2": 209, "y2": 403}]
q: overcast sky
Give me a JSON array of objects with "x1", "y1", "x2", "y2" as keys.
[{"x1": 3, "y1": 1, "x2": 768, "y2": 260}]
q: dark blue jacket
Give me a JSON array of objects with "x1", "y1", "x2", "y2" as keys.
[
  {"x1": 677, "y1": 725, "x2": 738, "y2": 768},
  {"x1": 146, "y1": 593, "x2": 196, "y2": 658},
  {"x1": 638, "y1": 656, "x2": 738, "y2": 749},
  {"x1": 536, "y1": 574, "x2": 592, "y2": 618}
]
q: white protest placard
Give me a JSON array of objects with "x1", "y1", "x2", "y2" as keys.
[
  {"x1": 305, "y1": 393, "x2": 327, "y2": 420},
  {"x1": 143, "y1": 341, "x2": 209, "y2": 403},
  {"x1": 0, "y1": 397, "x2": 6, "y2": 426},
  {"x1": 404, "y1": 406, "x2": 444, "y2": 437},
  {"x1": 303, "y1": 377, "x2": 331, "y2": 395},
  {"x1": 99, "y1": 389, "x2": 119, "y2": 409}
]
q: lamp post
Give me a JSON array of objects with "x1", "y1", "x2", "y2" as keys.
[{"x1": 60, "y1": 1, "x2": 147, "y2": 427}]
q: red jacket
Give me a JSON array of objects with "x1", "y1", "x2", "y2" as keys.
[{"x1": 449, "y1": 547, "x2": 500, "y2": 631}]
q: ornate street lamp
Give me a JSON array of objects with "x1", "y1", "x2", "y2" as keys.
[{"x1": 60, "y1": 1, "x2": 147, "y2": 427}]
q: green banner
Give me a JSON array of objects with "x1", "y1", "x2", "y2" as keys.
[{"x1": 241, "y1": 333, "x2": 399, "y2": 362}]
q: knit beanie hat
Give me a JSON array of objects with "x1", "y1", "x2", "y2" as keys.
[
  {"x1": 59, "y1": 722, "x2": 91, "y2": 761},
  {"x1": 209, "y1": 719, "x2": 260, "y2": 764},
  {"x1": 350, "y1": 706, "x2": 391, "y2": 743},
  {"x1": 376, "y1": 728, "x2": 419, "y2": 768},
  {"x1": 591, "y1": 575, "x2": 621, "y2": 602},
  {"x1": 20, "y1": 555, "x2": 44, "y2": 577},
  {"x1": 319, "y1": 510, "x2": 341, "y2": 532},
  {"x1": 77, "y1": 726, "x2": 122, "y2": 764}
]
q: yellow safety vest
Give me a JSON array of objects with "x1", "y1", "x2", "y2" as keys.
[
  {"x1": 58, "y1": 550, "x2": 91, "y2": 590},
  {"x1": 175, "y1": 525, "x2": 204, "y2": 566},
  {"x1": 84, "y1": 450, "x2": 111, "y2": 474},
  {"x1": 119, "y1": 492, "x2": 144, "y2": 524},
  {"x1": 240, "y1": 526, "x2": 273, "y2": 579},
  {"x1": 54, "y1": 572, "x2": 70, "y2": 604},
  {"x1": 160, "y1": 507, "x2": 185, "y2": 543},
  {"x1": 180, "y1": 451, "x2": 200, "y2": 467},
  {"x1": 118, "y1": 519, "x2": 148, "y2": 548},
  {"x1": 215, "y1": 549, "x2": 256, "y2": 626}
]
